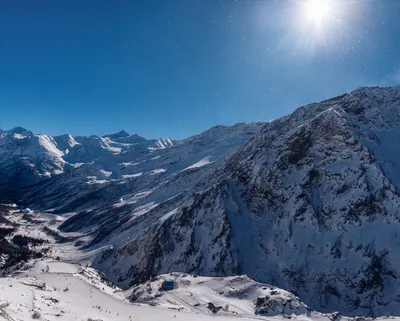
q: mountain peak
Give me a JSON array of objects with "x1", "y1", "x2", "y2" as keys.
[
  {"x1": 102, "y1": 130, "x2": 148, "y2": 144},
  {"x1": 8, "y1": 126, "x2": 33, "y2": 136},
  {"x1": 103, "y1": 130, "x2": 130, "y2": 139}
]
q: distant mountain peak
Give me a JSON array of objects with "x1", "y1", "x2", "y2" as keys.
[
  {"x1": 103, "y1": 130, "x2": 131, "y2": 139},
  {"x1": 8, "y1": 126, "x2": 30, "y2": 134},
  {"x1": 102, "y1": 130, "x2": 148, "y2": 144},
  {"x1": 7, "y1": 126, "x2": 33, "y2": 137}
]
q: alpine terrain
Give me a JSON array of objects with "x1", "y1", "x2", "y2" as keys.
[{"x1": 2, "y1": 85, "x2": 400, "y2": 319}]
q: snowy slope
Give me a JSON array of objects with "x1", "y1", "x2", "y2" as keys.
[
  {"x1": 2, "y1": 255, "x2": 396, "y2": 321},
  {"x1": 93, "y1": 85, "x2": 400, "y2": 316},
  {"x1": 0, "y1": 258, "x2": 326, "y2": 321},
  {"x1": 127, "y1": 273, "x2": 311, "y2": 317}
]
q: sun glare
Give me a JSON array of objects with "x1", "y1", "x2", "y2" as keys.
[
  {"x1": 303, "y1": 0, "x2": 334, "y2": 27},
  {"x1": 282, "y1": 0, "x2": 349, "y2": 53}
]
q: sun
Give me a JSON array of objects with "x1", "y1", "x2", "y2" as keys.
[
  {"x1": 305, "y1": 1, "x2": 330, "y2": 20},
  {"x1": 272, "y1": 0, "x2": 353, "y2": 53},
  {"x1": 303, "y1": 0, "x2": 334, "y2": 27}
]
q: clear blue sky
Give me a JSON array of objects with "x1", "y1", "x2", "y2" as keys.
[{"x1": 0, "y1": 0, "x2": 399, "y2": 139}]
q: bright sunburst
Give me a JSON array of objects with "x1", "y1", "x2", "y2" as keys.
[
  {"x1": 255, "y1": 0, "x2": 356, "y2": 55},
  {"x1": 305, "y1": 0, "x2": 331, "y2": 22},
  {"x1": 301, "y1": 0, "x2": 335, "y2": 30},
  {"x1": 291, "y1": 0, "x2": 341, "y2": 52}
]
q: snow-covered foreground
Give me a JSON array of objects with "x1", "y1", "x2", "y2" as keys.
[
  {"x1": 0, "y1": 261, "x2": 232, "y2": 320},
  {"x1": 126, "y1": 273, "x2": 312, "y2": 316},
  {"x1": 0, "y1": 260, "x2": 398, "y2": 321},
  {"x1": 1, "y1": 260, "x2": 312, "y2": 321}
]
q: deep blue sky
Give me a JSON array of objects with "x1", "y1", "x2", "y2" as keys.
[{"x1": 0, "y1": 0, "x2": 399, "y2": 139}]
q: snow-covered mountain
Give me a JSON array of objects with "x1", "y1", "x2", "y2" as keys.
[
  {"x1": 9, "y1": 122, "x2": 261, "y2": 215},
  {"x1": 3, "y1": 85, "x2": 400, "y2": 317},
  {"x1": 0, "y1": 128, "x2": 175, "y2": 193},
  {"x1": 91, "y1": 86, "x2": 400, "y2": 316}
]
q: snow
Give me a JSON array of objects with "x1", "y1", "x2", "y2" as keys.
[
  {"x1": 150, "y1": 138, "x2": 174, "y2": 150},
  {"x1": 113, "y1": 189, "x2": 155, "y2": 208},
  {"x1": 86, "y1": 178, "x2": 108, "y2": 185},
  {"x1": 99, "y1": 169, "x2": 112, "y2": 177},
  {"x1": 183, "y1": 156, "x2": 213, "y2": 171},
  {"x1": 149, "y1": 168, "x2": 167, "y2": 175},
  {"x1": 122, "y1": 172, "x2": 143, "y2": 179},
  {"x1": 159, "y1": 208, "x2": 178, "y2": 224},
  {"x1": 37, "y1": 135, "x2": 64, "y2": 157},
  {"x1": 126, "y1": 273, "x2": 315, "y2": 317},
  {"x1": 0, "y1": 260, "x2": 304, "y2": 321},
  {"x1": 121, "y1": 161, "x2": 140, "y2": 167},
  {"x1": 0, "y1": 259, "x2": 373, "y2": 321},
  {"x1": 1, "y1": 259, "x2": 398, "y2": 321},
  {"x1": 128, "y1": 202, "x2": 159, "y2": 221},
  {"x1": 13, "y1": 133, "x2": 25, "y2": 139}
]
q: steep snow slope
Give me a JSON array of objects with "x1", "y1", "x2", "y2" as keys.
[{"x1": 93, "y1": 85, "x2": 400, "y2": 316}]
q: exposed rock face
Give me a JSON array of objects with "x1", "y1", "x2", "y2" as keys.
[{"x1": 94, "y1": 86, "x2": 400, "y2": 316}]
